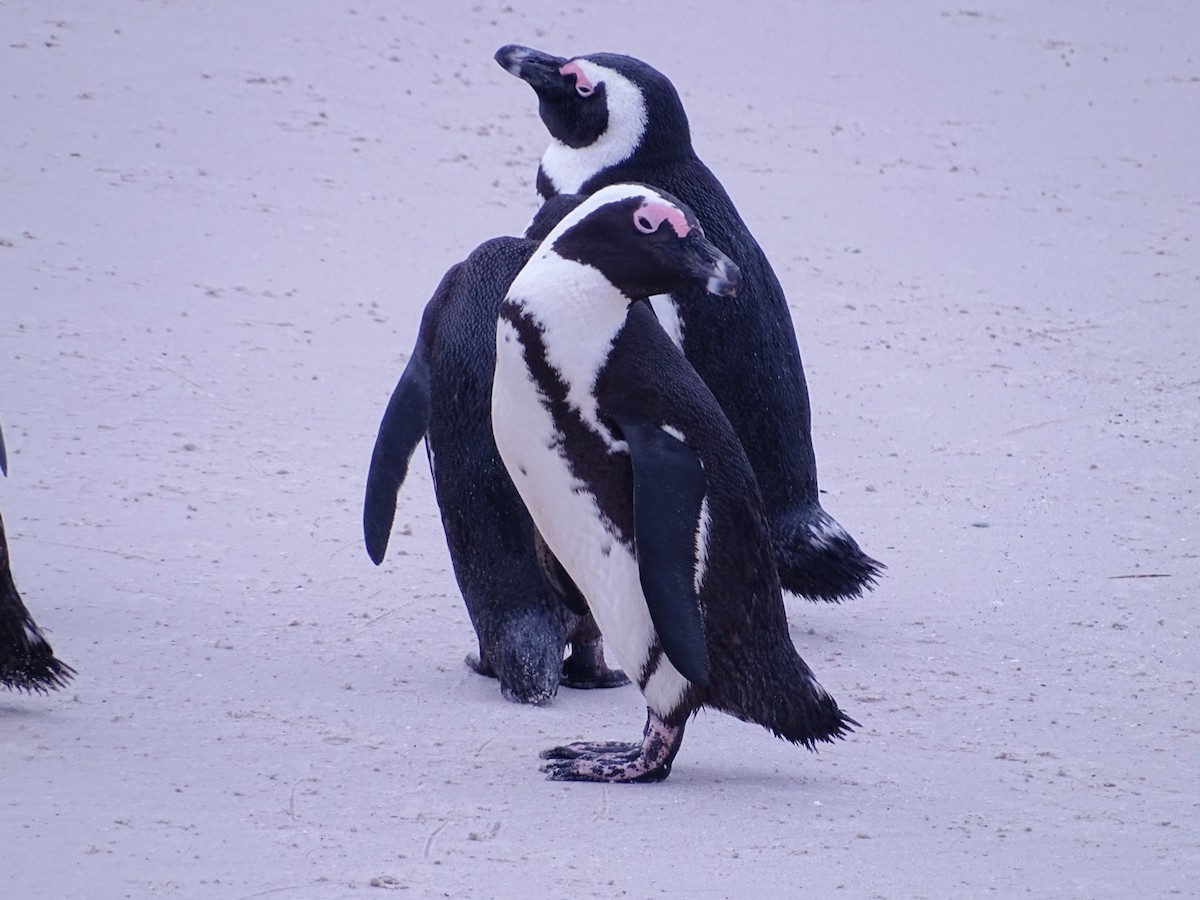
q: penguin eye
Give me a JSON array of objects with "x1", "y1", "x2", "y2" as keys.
[
  {"x1": 560, "y1": 62, "x2": 596, "y2": 98},
  {"x1": 635, "y1": 213, "x2": 658, "y2": 234}
]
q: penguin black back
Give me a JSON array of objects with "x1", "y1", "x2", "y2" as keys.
[{"x1": 362, "y1": 195, "x2": 626, "y2": 704}]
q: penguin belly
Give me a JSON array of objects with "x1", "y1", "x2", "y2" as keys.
[{"x1": 492, "y1": 319, "x2": 691, "y2": 717}]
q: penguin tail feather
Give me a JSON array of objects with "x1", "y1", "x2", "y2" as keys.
[
  {"x1": 1, "y1": 627, "x2": 77, "y2": 694},
  {"x1": 772, "y1": 507, "x2": 885, "y2": 603},
  {"x1": 770, "y1": 695, "x2": 859, "y2": 751},
  {"x1": 715, "y1": 645, "x2": 858, "y2": 751},
  {"x1": 1, "y1": 520, "x2": 76, "y2": 693},
  {"x1": 761, "y1": 659, "x2": 859, "y2": 751},
  {"x1": 723, "y1": 686, "x2": 858, "y2": 752}
]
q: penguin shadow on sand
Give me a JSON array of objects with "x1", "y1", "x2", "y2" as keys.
[
  {"x1": 0, "y1": 424, "x2": 76, "y2": 695},
  {"x1": 495, "y1": 45, "x2": 884, "y2": 603},
  {"x1": 492, "y1": 183, "x2": 857, "y2": 782},
  {"x1": 364, "y1": 194, "x2": 628, "y2": 706}
]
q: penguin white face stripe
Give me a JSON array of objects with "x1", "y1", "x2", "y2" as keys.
[
  {"x1": 506, "y1": 250, "x2": 630, "y2": 451},
  {"x1": 538, "y1": 183, "x2": 679, "y2": 246},
  {"x1": 540, "y1": 60, "x2": 648, "y2": 195}
]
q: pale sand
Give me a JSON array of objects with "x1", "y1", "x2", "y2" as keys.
[{"x1": 2, "y1": 2, "x2": 1196, "y2": 897}]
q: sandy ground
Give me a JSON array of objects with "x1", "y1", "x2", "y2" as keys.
[{"x1": 2, "y1": 2, "x2": 1197, "y2": 897}]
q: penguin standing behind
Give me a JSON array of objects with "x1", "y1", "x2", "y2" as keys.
[
  {"x1": 495, "y1": 45, "x2": 883, "y2": 603},
  {"x1": 492, "y1": 183, "x2": 856, "y2": 782},
  {"x1": 363, "y1": 195, "x2": 626, "y2": 704},
  {"x1": 0, "y1": 424, "x2": 75, "y2": 693}
]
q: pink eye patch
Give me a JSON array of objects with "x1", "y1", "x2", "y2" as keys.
[
  {"x1": 634, "y1": 200, "x2": 692, "y2": 237},
  {"x1": 559, "y1": 61, "x2": 595, "y2": 94}
]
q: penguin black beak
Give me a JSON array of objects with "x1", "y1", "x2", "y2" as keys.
[
  {"x1": 495, "y1": 44, "x2": 570, "y2": 91},
  {"x1": 684, "y1": 232, "x2": 741, "y2": 298}
]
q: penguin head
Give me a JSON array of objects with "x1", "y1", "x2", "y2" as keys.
[
  {"x1": 495, "y1": 46, "x2": 692, "y2": 191},
  {"x1": 544, "y1": 184, "x2": 740, "y2": 302}
]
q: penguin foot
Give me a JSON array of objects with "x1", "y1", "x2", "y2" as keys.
[
  {"x1": 464, "y1": 652, "x2": 496, "y2": 679},
  {"x1": 539, "y1": 709, "x2": 684, "y2": 783},
  {"x1": 560, "y1": 643, "x2": 629, "y2": 690}
]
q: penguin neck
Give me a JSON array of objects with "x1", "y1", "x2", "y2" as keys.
[
  {"x1": 505, "y1": 251, "x2": 632, "y2": 440},
  {"x1": 540, "y1": 138, "x2": 639, "y2": 197},
  {"x1": 539, "y1": 82, "x2": 649, "y2": 195},
  {"x1": 539, "y1": 132, "x2": 695, "y2": 200}
]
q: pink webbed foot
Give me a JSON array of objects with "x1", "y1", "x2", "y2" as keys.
[{"x1": 539, "y1": 709, "x2": 685, "y2": 783}]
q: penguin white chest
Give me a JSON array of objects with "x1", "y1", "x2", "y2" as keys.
[
  {"x1": 491, "y1": 316, "x2": 608, "y2": 569},
  {"x1": 492, "y1": 301, "x2": 690, "y2": 716}
]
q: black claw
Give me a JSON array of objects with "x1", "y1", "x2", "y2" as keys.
[
  {"x1": 464, "y1": 653, "x2": 495, "y2": 679},
  {"x1": 540, "y1": 740, "x2": 641, "y2": 761},
  {"x1": 541, "y1": 760, "x2": 583, "y2": 781}
]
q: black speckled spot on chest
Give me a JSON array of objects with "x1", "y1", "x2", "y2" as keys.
[{"x1": 500, "y1": 302, "x2": 635, "y2": 544}]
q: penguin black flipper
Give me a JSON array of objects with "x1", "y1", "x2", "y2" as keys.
[
  {"x1": 531, "y1": 523, "x2": 589, "y2": 617},
  {"x1": 611, "y1": 411, "x2": 711, "y2": 688},
  {"x1": 363, "y1": 324, "x2": 434, "y2": 565},
  {"x1": 362, "y1": 197, "x2": 584, "y2": 569},
  {"x1": 0, "y1": 422, "x2": 7, "y2": 476}
]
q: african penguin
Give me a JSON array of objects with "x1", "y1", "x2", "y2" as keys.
[
  {"x1": 0, "y1": 423, "x2": 76, "y2": 693},
  {"x1": 492, "y1": 183, "x2": 856, "y2": 782},
  {"x1": 363, "y1": 194, "x2": 626, "y2": 705},
  {"x1": 495, "y1": 45, "x2": 883, "y2": 603}
]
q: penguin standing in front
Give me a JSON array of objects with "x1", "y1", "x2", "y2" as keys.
[
  {"x1": 363, "y1": 195, "x2": 626, "y2": 704},
  {"x1": 495, "y1": 45, "x2": 883, "y2": 603},
  {"x1": 0, "y1": 423, "x2": 76, "y2": 693},
  {"x1": 492, "y1": 183, "x2": 856, "y2": 782}
]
